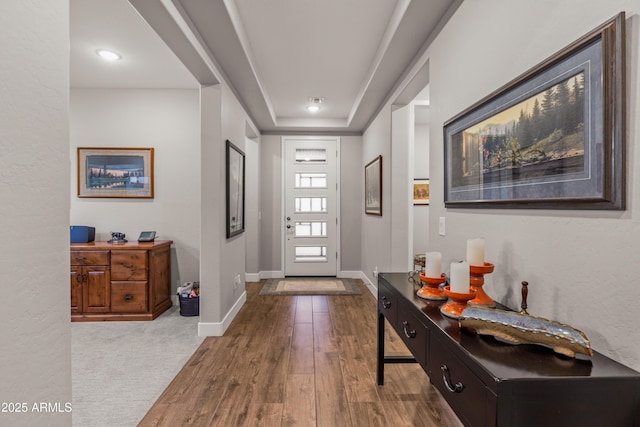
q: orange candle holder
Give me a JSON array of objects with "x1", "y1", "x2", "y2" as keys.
[
  {"x1": 440, "y1": 286, "x2": 476, "y2": 319},
  {"x1": 417, "y1": 273, "x2": 447, "y2": 301},
  {"x1": 468, "y1": 262, "x2": 495, "y2": 308}
]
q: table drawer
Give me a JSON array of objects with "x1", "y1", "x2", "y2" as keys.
[
  {"x1": 429, "y1": 333, "x2": 490, "y2": 426},
  {"x1": 111, "y1": 282, "x2": 148, "y2": 313},
  {"x1": 397, "y1": 304, "x2": 428, "y2": 369},
  {"x1": 378, "y1": 278, "x2": 398, "y2": 327},
  {"x1": 70, "y1": 251, "x2": 109, "y2": 266},
  {"x1": 111, "y1": 250, "x2": 147, "y2": 280}
]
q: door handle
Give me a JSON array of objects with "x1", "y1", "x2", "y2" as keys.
[
  {"x1": 286, "y1": 216, "x2": 291, "y2": 221},
  {"x1": 286, "y1": 225, "x2": 291, "y2": 229}
]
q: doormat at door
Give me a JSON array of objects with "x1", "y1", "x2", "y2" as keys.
[{"x1": 259, "y1": 278, "x2": 361, "y2": 296}]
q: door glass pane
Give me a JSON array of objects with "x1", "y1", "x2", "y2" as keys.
[
  {"x1": 295, "y1": 197, "x2": 327, "y2": 213},
  {"x1": 295, "y1": 221, "x2": 327, "y2": 237},
  {"x1": 295, "y1": 148, "x2": 326, "y2": 163},
  {"x1": 295, "y1": 172, "x2": 327, "y2": 188},
  {"x1": 295, "y1": 246, "x2": 327, "y2": 262}
]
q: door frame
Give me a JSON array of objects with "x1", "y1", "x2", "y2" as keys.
[{"x1": 280, "y1": 135, "x2": 341, "y2": 277}]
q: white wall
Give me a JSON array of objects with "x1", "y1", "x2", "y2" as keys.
[
  {"x1": 423, "y1": 1, "x2": 639, "y2": 370},
  {"x1": 413, "y1": 123, "x2": 430, "y2": 255},
  {"x1": 70, "y1": 89, "x2": 201, "y2": 293},
  {"x1": 0, "y1": 1, "x2": 72, "y2": 425},
  {"x1": 391, "y1": 105, "x2": 412, "y2": 272}
]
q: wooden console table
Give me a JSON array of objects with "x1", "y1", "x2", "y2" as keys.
[
  {"x1": 70, "y1": 240, "x2": 173, "y2": 321},
  {"x1": 377, "y1": 272, "x2": 640, "y2": 427}
]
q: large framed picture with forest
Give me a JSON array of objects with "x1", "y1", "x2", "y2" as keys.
[{"x1": 444, "y1": 13, "x2": 625, "y2": 209}]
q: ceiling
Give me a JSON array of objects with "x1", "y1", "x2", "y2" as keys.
[{"x1": 71, "y1": 0, "x2": 458, "y2": 133}]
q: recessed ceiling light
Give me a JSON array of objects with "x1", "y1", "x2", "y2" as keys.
[
  {"x1": 96, "y1": 49, "x2": 121, "y2": 61},
  {"x1": 306, "y1": 97, "x2": 324, "y2": 113}
]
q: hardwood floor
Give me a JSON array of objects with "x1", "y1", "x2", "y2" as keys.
[{"x1": 139, "y1": 280, "x2": 463, "y2": 426}]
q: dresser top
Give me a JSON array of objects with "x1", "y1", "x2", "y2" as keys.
[
  {"x1": 70, "y1": 240, "x2": 173, "y2": 250},
  {"x1": 379, "y1": 272, "x2": 640, "y2": 382}
]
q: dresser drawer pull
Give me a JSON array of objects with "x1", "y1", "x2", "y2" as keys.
[
  {"x1": 75, "y1": 257, "x2": 85, "y2": 262},
  {"x1": 381, "y1": 296, "x2": 392, "y2": 309},
  {"x1": 441, "y1": 365, "x2": 464, "y2": 393},
  {"x1": 402, "y1": 321, "x2": 416, "y2": 339},
  {"x1": 122, "y1": 264, "x2": 134, "y2": 269},
  {"x1": 124, "y1": 294, "x2": 134, "y2": 301}
]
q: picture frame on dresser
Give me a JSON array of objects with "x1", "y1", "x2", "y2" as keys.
[
  {"x1": 77, "y1": 147, "x2": 154, "y2": 198},
  {"x1": 365, "y1": 155, "x2": 382, "y2": 215},
  {"x1": 443, "y1": 13, "x2": 625, "y2": 210},
  {"x1": 226, "y1": 140, "x2": 245, "y2": 238}
]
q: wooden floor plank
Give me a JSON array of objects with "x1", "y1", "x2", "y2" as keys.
[{"x1": 140, "y1": 280, "x2": 463, "y2": 426}]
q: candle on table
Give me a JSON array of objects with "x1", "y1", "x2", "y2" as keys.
[
  {"x1": 466, "y1": 238, "x2": 485, "y2": 266},
  {"x1": 450, "y1": 261, "x2": 469, "y2": 294},
  {"x1": 425, "y1": 252, "x2": 442, "y2": 278}
]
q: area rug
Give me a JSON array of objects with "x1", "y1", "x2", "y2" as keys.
[{"x1": 259, "y1": 278, "x2": 361, "y2": 296}]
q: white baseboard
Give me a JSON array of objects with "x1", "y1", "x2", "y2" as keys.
[
  {"x1": 245, "y1": 272, "x2": 260, "y2": 282},
  {"x1": 360, "y1": 272, "x2": 377, "y2": 297},
  {"x1": 259, "y1": 271, "x2": 284, "y2": 279},
  {"x1": 338, "y1": 270, "x2": 363, "y2": 279},
  {"x1": 198, "y1": 290, "x2": 247, "y2": 337}
]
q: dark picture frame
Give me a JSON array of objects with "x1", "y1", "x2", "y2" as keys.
[
  {"x1": 413, "y1": 179, "x2": 430, "y2": 205},
  {"x1": 444, "y1": 13, "x2": 625, "y2": 209},
  {"x1": 77, "y1": 147, "x2": 154, "y2": 198},
  {"x1": 365, "y1": 155, "x2": 382, "y2": 215},
  {"x1": 226, "y1": 140, "x2": 245, "y2": 238}
]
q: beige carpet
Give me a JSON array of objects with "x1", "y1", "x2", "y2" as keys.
[{"x1": 259, "y1": 278, "x2": 361, "y2": 295}]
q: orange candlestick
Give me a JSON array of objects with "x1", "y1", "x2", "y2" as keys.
[
  {"x1": 440, "y1": 286, "x2": 476, "y2": 319},
  {"x1": 417, "y1": 273, "x2": 447, "y2": 301},
  {"x1": 468, "y1": 262, "x2": 495, "y2": 308}
]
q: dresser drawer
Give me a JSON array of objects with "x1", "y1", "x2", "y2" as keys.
[
  {"x1": 397, "y1": 302, "x2": 428, "y2": 369},
  {"x1": 378, "y1": 278, "x2": 398, "y2": 327},
  {"x1": 70, "y1": 251, "x2": 109, "y2": 266},
  {"x1": 429, "y1": 333, "x2": 491, "y2": 426},
  {"x1": 111, "y1": 282, "x2": 148, "y2": 313},
  {"x1": 111, "y1": 250, "x2": 147, "y2": 280}
]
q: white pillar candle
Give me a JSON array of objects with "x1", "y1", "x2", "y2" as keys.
[
  {"x1": 425, "y1": 252, "x2": 442, "y2": 278},
  {"x1": 466, "y1": 238, "x2": 485, "y2": 266},
  {"x1": 450, "y1": 261, "x2": 469, "y2": 294}
]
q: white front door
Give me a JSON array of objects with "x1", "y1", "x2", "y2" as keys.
[{"x1": 284, "y1": 137, "x2": 339, "y2": 276}]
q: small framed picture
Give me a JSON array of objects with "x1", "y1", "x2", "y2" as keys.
[
  {"x1": 413, "y1": 179, "x2": 430, "y2": 205},
  {"x1": 365, "y1": 155, "x2": 382, "y2": 215}
]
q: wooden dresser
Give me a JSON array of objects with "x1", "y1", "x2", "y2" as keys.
[
  {"x1": 377, "y1": 272, "x2": 640, "y2": 427},
  {"x1": 70, "y1": 240, "x2": 173, "y2": 321}
]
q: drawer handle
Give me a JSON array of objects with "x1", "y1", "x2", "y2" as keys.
[
  {"x1": 123, "y1": 264, "x2": 134, "y2": 269},
  {"x1": 381, "y1": 296, "x2": 391, "y2": 309},
  {"x1": 441, "y1": 365, "x2": 464, "y2": 393},
  {"x1": 124, "y1": 294, "x2": 134, "y2": 301},
  {"x1": 75, "y1": 257, "x2": 85, "y2": 261},
  {"x1": 402, "y1": 321, "x2": 416, "y2": 339}
]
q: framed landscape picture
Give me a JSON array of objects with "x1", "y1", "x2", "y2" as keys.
[
  {"x1": 365, "y1": 155, "x2": 382, "y2": 215},
  {"x1": 443, "y1": 13, "x2": 625, "y2": 210},
  {"x1": 77, "y1": 147, "x2": 154, "y2": 198}
]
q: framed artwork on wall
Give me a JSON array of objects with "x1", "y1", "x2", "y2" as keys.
[
  {"x1": 443, "y1": 13, "x2": 625, "y2": 210},
  {"x1": 226, "y1": 140, "x2": 245, "y2": 238},
  {"x1": 413, "y1": 179, "x2": 430, "y2": 205},
  {"x1": 365, "y1": 155, "x2": 382, "y2": 216},
  {"x1": 77, "y1": 147, "x2": 154, "y2": 198}
]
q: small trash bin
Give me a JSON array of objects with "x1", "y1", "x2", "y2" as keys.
[
  {"x1": 177, "y1": 281, "x2": 200, "y2": 317},
  {"x1": 179, "y1": 295, "x2": 199, "y2": 317}
]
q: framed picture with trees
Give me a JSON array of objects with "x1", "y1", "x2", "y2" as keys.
[{"x1": 443, "y1": 13, "x2": 625, "y2": 210}]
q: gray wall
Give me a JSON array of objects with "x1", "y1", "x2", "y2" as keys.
[
  {"x1": 363, "y1": 0, "x2": 640, "y2": 371},
  {"x1": 0, "y1": 1, "x2": 72, "y2": 425},
  {"x1": 413, "y1": 123, "x2": 430, "y2": 256},
  {"x1": 70, "y1": 88, "x2": 202, "y2": 293}
]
